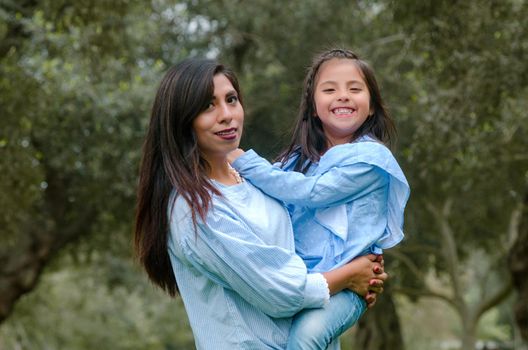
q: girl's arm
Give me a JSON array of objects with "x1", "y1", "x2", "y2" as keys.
[{"x1": 231, "y1": 144, "x2": 398, "y2": 208}]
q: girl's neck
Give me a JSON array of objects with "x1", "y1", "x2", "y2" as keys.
[{"x1": 324, "y1": 137, "x2": 351, "y2": 153}]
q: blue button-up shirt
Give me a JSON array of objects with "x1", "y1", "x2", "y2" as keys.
[
  {"x1": 168, "y1": 180, "x2": 329, "y2": 349},
  {"x1": 232, "y1": 136, "x2": 410, "y2": 273}
]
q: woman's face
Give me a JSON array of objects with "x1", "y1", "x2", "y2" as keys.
[{"x1": 193, "y1": 73, "x2": 244, "y2": 162}]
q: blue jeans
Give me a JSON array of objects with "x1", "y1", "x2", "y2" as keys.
[{"x1": 287, "y1": 290, "x2": 366, "y2": 350}]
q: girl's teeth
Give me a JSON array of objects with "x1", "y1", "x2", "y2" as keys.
[{"x1": 334, "y1": 108, "x2": 354, "y2": 114}]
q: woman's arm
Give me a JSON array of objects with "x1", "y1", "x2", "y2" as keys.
[{"x1": 171, "y1": 200, "x2": 329, "y2": 318}]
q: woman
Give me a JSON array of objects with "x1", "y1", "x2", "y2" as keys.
[{"x1": 134, "y1": 58, "x2": 386, "y2": 349}]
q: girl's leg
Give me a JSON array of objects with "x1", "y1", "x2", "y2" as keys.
[{"x1": 287, "y1": 290, "x2": 366, "y2": 350}]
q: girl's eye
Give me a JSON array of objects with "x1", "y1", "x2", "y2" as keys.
[
  {"x1": 350, "y1": 88, "x2": 362, "y2": 92},
  {"x1": 205, "y1": 102, "x2": 214, "y2": 110},
  {"x1": 322, "y1": 89, "x2": 335, "y2": 93}
]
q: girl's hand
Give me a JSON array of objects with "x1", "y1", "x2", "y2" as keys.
[
  {"x1": 227, "y1": 148, "x2": 245, "y2": 163},
  {"x1": 322, "y1": 254, "x2": 387, "y2": 298},
  {"x1": 365, "y1": 255, "x2": 386, "y2": 308}
]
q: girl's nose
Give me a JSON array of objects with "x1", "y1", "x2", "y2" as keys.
[{"x1": 337, "y1": 90, "x2": 350, "y2": 101}]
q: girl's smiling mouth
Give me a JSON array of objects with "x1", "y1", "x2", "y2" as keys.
[{"x1": 332, "y1": 107, "x2": 356, "y2": 116}]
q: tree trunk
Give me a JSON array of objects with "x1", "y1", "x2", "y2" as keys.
[
  {"x1": 0, "y1": 165, "x2": 97, "y2": 325},
  {"x1": 509, "y1": 190, "x2": 528, "y2": 341},
  {"x1": 354, "y1": 286, "x2": 404, "y2": 350},
  {"x1": 460, "y1": 320, "x2": 477, "y2": 350},
  {"x1": 0, "y1": 228, "x2": 54, "y2": 323}
]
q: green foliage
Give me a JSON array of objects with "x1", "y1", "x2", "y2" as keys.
[
  {"x1": 0, "y1": 252, "x2": 194, "y2": 349},
  {"x1": 390, "y1": 0, "x2": 528, "y2": 275}
]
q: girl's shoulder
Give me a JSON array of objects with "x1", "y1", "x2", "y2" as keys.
[
  {"x1": 319, "y1": 135, "x2": 408, "y2": 186},
  {"x1": 321, "y1": 135, "x2": 392, "y2": 166}
]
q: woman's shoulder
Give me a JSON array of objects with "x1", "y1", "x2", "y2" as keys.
[
  {"x1": 168, "y1": 190, "x2": 227, "y2": 243},
  {"x1": 168, "y1": 192, "x2": 193, "y2": 231}
]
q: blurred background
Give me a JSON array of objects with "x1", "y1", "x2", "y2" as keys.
[{"x1": 1, "y1": 0, "x2": 527, "y2": 349}]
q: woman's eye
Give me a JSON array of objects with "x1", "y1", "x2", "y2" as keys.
[
  {"x1": 227, "y1": 95, "x2": 239, "y2": 104},
  {"x1": 205, "y1": 102, "x2": 214, "y2": 110}
]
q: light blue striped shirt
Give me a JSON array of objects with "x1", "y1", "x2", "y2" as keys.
[
  {"x1": 168, "y1": 180, "x2": 329, "y2": 349},
  {"x1": 232, "y1": 135, "x2": 410, "y2": 273}
]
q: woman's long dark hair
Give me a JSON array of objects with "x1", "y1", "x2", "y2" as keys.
[
  {"x1": 277, "y1": 48, "x2": 396, "y2": 173},
  {"x1": 134, "y1": 58, "x2": 242, "y2": 296}
]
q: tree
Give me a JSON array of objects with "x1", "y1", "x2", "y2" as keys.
[
  {"x1": 509, "y1": 187, "x2": 528, "y2": 341},
  {"x1": 355, "y1": 286, "x2": 404, "y2": 350},
  {"x1": 0, "y1": 0, "x2": 196, "y2": 324},
  {"x1": 385, "y1": 0, "x2": 528, "y2": 347}
]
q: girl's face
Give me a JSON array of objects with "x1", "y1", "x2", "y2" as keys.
[
  {"x1": 313, "y1": 58, "x2": 372, "y2": 147},
  {"x1": 193, "y1": 74, "x2": 244, "y2": 162}
]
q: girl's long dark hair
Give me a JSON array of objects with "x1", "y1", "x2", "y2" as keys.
[
  {"x1": 134, "y1": 58, "x2": 242, "y2": 296},
  {"x1": 277, "y1": 48, "x2": 396, "y2": 173}
]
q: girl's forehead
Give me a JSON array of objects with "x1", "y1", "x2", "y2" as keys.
[{"x1": 315, "y1": 58, "x2": 365, "y2": 84}]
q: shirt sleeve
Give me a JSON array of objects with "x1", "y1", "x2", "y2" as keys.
[
  {"x1": 170, "y1": 201, "x2": 329, "y2": 318},
  {"x1": 232, "y1": 149, "x2": 388, "y2": 208}
]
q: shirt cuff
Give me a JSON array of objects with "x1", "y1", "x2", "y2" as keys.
[
  {"x1": 231, "y1": 149, "x2": 260, "y2": 171},
  {"x1": 301, "y1": 273, "x2": 330, "y2": 309}
]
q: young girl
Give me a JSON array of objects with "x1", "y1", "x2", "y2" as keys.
[
  {"x1": 230, "y1": 49, "x2": 410, "y2": 349},
  {"x1": 134, "y1": 58, "x2": 387, "y2": 349}
]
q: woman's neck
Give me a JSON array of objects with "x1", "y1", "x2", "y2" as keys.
[{"x1": 206, "y1": 156, "x2": 242, "y2": 186}]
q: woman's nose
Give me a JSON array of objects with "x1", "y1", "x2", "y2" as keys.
[{"x1": 218, "y1": 103, "x2": 233, "y2": 123}]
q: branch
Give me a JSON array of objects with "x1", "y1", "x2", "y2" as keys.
[
  {"x1": 395, "y1": 244, "x2": 443, "y2": 255},
  {"x1": 506, "y1": 199, "x2": 524, "y2": 252},
  {"x1": 393, "y1": 286, "x2": 457, "y2": 309},
  {"x1": 385, "y1": 249, "x2": 428, "y2": 282},
  {"x1": 474, "y1": 278, "x2": 513, "y2": 321},
  {"x1": 425, "y1": 198, "x2": 464, "y2": 301}
]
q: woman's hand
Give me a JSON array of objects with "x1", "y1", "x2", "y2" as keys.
[
  {"x1": 227, "y1": 148, "x2": 245, "y2": 163},
  {"x1": 322, "y1": 254, "x2": 387, "y2": 307}
]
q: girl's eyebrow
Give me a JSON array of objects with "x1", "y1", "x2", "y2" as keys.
[{"x1": 318, "y1": 79, "x2": 365, "y2": 86}]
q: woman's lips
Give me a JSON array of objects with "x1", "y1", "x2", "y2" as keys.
[{"x1": 215, "y1": 128, "x2": 237, "y2": 140}]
